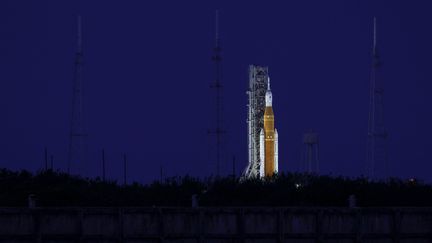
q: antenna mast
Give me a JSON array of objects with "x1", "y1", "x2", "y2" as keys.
[
  {"x1": 209, "y1": 10, "x2": 225, "y2": 176},
  {"x1": 366, "y1": 17, "x2": 388, "y2": 179},
  {"x1": 68, "y1": 15, "x2": 87, "y2": 174}
]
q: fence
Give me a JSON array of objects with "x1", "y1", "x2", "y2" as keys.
[{"x1": 0, "y1": 207, "x2": 431, "y2": 242}]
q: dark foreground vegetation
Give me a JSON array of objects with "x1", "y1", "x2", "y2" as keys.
[{"x1": 0, "y1": 168, "x2": 431, "y2": 207}]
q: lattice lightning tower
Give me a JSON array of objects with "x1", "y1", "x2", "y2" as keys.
[
  {"x1": 366, "y1": 17, "x2": 388, "y2": 179},
  {"x1": 68, "y1": 16, "x2": 87, "y2": 174},
  {"x1": 208, "y1": 10, "x2": 225, "y2": 176}
]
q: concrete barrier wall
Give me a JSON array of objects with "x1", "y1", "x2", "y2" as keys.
[{"x1": 0, "y1": 207, "x2": 431, "y2": 242}]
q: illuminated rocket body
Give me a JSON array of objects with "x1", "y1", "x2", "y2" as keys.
[
  {"x1": 243, "y1": 66, "x2": 279, "y2": 179},
  {"x1": 259, "y1": 78, "x2": 278, "y2": 177}
]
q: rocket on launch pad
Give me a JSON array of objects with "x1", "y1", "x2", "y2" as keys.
[
  {"x1": 259, "y1": 78, "x2": 278, "y2": 177},
  {"x1": 243, "y1": 65, "x2": 278, "y2": 179}
]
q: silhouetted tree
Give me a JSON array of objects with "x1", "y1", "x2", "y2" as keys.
[{"x1": 0, "y1": 168, "x2": 431, "y2": 207}]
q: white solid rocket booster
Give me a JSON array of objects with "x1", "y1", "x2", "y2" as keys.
[
  {"x1": 274, "y1": 128, "x2": 278, "y2": 173},
  {"x1": 259, "y1": 129, "x2": 265, "y2": 177}
]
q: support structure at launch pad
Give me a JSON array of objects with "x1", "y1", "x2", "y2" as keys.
[{"x1": 243, "y1": 65, "x2": 278, "y2": 178}]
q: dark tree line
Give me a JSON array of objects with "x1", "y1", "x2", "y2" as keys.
[{"x1": 0, "y1": 168, "x2": 430, "y2": 207}]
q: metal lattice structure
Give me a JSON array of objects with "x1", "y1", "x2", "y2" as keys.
[
  {"x1": 366, "y1": 17, "x2": 388, "y2": 179},
  {"x1": 243, "y1": 65, "x2": 268, "y2": 178},
  {"x1": 68, "y1": 16, "x2": 87, "y2": 174},
  {"x1": 208, "y1": 10, "x2": 226, "y2": 176}
]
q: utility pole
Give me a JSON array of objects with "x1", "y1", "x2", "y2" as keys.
[
  {"x1": 232, "y1": 155, "x2": 236, "y2": 179},
  {"x1": 123, "y1": 153, "x2": 127, "y2": 185},
  {"x1": 160, "y1": 165, "x2": 163, "y2": 183},
  {"x1": 44, "y1": 147, "x2": 48, "y2": 171},
  {"x1": 102, "y1": 149, "x2": 106, "y2": 181}
]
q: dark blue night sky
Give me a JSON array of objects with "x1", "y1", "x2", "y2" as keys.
[{"x1": 1, "y1": 1, "x2": 432, "y2": 183}]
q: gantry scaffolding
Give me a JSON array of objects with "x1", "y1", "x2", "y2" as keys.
[{"x1": 243, "y1": 65, "x2": 268, "y2": 178}]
